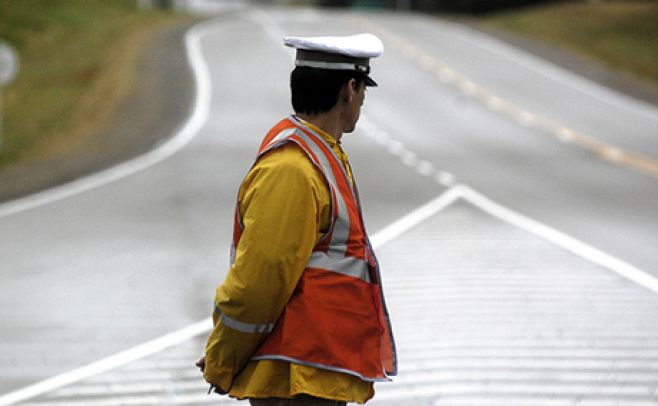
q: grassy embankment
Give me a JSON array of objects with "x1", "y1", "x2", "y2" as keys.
[
  {"x1": 478, "y1": 0, "x2": 658, "y2": 87},
  {"x1": 0, "y1": 0, "x2": 190, "y2": 170}
]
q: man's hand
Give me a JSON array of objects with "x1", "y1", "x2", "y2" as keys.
[
  {"x1": 195, "y1": 356, "x2": 205, "y2": 372},
  {"x1": 196, "y1": 356, "x2": 228, "y2": 395}
]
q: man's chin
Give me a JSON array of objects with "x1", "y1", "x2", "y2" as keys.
[{"x1": 344, "y1": 124, "x2": 357, "y2": 134}]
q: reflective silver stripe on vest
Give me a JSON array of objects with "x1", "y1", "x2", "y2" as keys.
[
  {"x1": 307, "y1": 251, "x2": 371, "y2": 283},
  {"x1": 229, "y1": 244, "x2": 236, "y2": 265},
  {"x1": 251, "y1": 119, "x2": 353, "y2": 258},
  {"x1": 263, "y1": 127, "x2": 297, "y2": 151},
  {"x1": 287, "y1": 127, "x2": 351, "y2": 256},
  {"x1": 215, "y1": 306, "x2": 274, "y2": 334},
  {"x1": 291, "y1": 116, "x2": 358, "y2": 201}
]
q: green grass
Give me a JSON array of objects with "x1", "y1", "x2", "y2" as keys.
[
  {"x1": 0, "y1": 0, "x2": 190, "y2": 169},
  {"x1": 479, "y1": 1, "x2": 658, "y2": 87}
]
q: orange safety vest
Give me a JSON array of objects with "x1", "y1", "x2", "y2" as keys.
[{"x1": 228, "y1": 115, "x2": 397, "y2": 382}]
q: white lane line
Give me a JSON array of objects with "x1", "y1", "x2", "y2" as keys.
[
  {"x1": 4, "y1": 166, "x2": 658, "y2": 404},
  {"x1": 4, "y1": 9, "x2": 656, "y2": 404},
  {"x1": 358, "y1": 72, "x2": 658, "y2": 297},
  {"x1": 0, "y1": 182, "x2": 466, "y2": 405},
  {"x1": 0, "y1": 319, "x2": 212, "y2": 406},
  {"x1": 415, "y1": 160, "x2": 435, "y2": 176},
  {"x1": 375, "y1": 382, "x2": 658, "y2": 401},
  {"x1": 358, "y1": 115, "x2": 458, "y2": 188},
  {"x1": 51, "y1": 381, "x2": 205, "y2": 397},
  {"x1": 458, "y1": 186, "x2": 658, "y2": 295},
  {"x1": 362, "y1": 111, "x2": 658, "y2": 295},
  {"x1": 347, "y1": 15, "x2": 658, "y2": 180},
  {"x1": 436, "y1": 171, "x2": 456, "y2": 187},
  {"x1": 450, "y1": 21, "x2": 658, "y2": 123},
  {"x1": 0, "y1": 17, "x2": 220, "y2": 219},
  {"x1": 20, "y1": 394, "x2": 226, "y2": 406},
  {"x1": 394, "y1": 369, "x2": 658, "y2": 384},
  {"x1": 370, "y1": 185, "x2": 465, "y2": 249}
]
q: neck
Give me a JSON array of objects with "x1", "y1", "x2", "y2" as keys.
[{"x1": 295, "y1": 111, "x2": 343, "y2": 141}]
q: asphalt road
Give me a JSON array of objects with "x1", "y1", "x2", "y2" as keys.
[{"x1": 1, "y1": 4, "x2": 657, "y2": 403}]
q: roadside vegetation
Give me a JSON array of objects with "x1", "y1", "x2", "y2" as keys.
[
  {"x1": 478, "y1": 0, "x2": 658, "y2": 87},
  {"x1": 0, "y1": 0, "x2": 191, "y2": 170}
]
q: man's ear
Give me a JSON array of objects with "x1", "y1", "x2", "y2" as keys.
[{"x1": 340, "y1": 80, "x2": 354, "y2": 103}]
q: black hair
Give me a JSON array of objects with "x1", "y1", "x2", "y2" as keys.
[{"x1": 290, "y1": 67, "x2": 367, "y2": 115}]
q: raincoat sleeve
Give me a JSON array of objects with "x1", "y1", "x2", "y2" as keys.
[{"x1": 203, "y1": 144, "x2": 330, "y2": 392}]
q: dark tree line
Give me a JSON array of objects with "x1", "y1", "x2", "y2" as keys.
[{"x1": 316, "y1": 0, "x2": 559, "y2": 14}]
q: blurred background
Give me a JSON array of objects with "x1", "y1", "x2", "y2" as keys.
[
  {"x1": 1, "y1": 1, "x2": 658, "y2": 405},
  {"x1": 1, "y1": 0, "x2": 656, "y2": 202}
]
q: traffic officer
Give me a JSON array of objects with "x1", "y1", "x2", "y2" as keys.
[{"x1": 197, "y1": 33, "x2": 397, "y2": 406}]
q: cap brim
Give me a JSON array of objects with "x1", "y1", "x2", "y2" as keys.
[{"x1": 365, "y1": 76, "x2": 378, "y2": 87}]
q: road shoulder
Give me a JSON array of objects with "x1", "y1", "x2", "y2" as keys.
[
  {"x1": 0, "y1": 19, "x2": 199, "y2": 204},
  {"x1": 464, "y1": 21, "x2": 658, "y2": 107}
]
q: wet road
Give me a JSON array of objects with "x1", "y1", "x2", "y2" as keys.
[{"x1": 1, "y1": 5, "x2": 657, "y2": 404}]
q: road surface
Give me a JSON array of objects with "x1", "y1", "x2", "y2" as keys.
[{"x1": 1, "y1": 4, "x2": 657, "y2": 405}]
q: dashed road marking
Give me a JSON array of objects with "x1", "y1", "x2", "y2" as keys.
[
  {"x1": 5, "y1": 8, "x2": 658, "y2": 406},
  {"x1": 347, "y1": 15, "x2": 658, "y2": 180},
  {"x1": 358, "y1": 115, "x2": 457, "y2": 188}
]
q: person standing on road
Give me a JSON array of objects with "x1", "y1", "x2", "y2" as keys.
[{"x1": 197, "y1": 33, "x2": 397, "y2": 406}]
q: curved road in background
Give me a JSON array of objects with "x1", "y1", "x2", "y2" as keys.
[{"x1": 0, "y1": 4, "x2": 657, "y2": 402}]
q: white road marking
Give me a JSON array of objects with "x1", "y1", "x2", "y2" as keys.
[
  {"x1": 347, "y1": 15, "x2": 658, "y2": 180},
  {"x1": 449, "y1": 21, "x2": 658, "y2": 123},
  {"x1": 0, "y1": 319, "x2": 211, "y2": 406},
  {"x1": 358, "y1": 115, "x2": 459, "y2": 187},
  {"x1": 375, "y1": 382, "x2": 658, "y2": 401},
  {"x1": 369, "y1": 185, "x2": 465, "y2": 249},
  {"x1": 359, "y1": 112, "x2": 658, "y2": 296},
  {"x1": 415, "y1": 160, "x2": 435, "y2": 176},
  {"x1": 436, "y1": 171, "x2": 456, "y2": 187},
  {"x1": 458, "y1": 186, "x2": 658, "y2": 295},
  {"x1": 0, "y1": 184, "x2": 463, "y2": 405},
  {"x1": 5, "y1": 177, "x2": 658, "y2": 404},
  {"x1": 0, "y1": 17, "x2": 219, "y2": 219},
  {"x1": 557, "y1": 127, "x2": 575, "y2": 143},
  {"x1": 4, "y1": 8, "x2": 658, "y2": 406}
]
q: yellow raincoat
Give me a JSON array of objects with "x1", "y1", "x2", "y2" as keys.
[{"x1": 204, "y1": 121, "x2": 374, "y2": 403}]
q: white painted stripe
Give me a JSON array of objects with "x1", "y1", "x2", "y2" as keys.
[
  {"x1": 397, "y1": 347, "x2": 658, "y2": 359},
  {"x1": 21, "y1": 394, "x2": 228, "y2": 406},
  {"x1": 394, "y1": 338, "x2": 658, "y2": 349},
  {"x1": 0, "y1": 183, "x2": 463, "y2": 404},
  {"x1": 399, "y1": 333, "x2": 658, "y2": 341},
  {"x1": 398, "y1": 358, "x2": 658, "y2": 371},
  {"x1": 85, "y1": 370, "x2": 200, "y2": 383},
  {"x1": 374, "y1": 381, "x2": 658, "y2": 400},
  {"x1": 369, "y1": 185, "x2": 465, "y2": 249},
  {"x1": 450, "y1": 21, "x2": 658, "y2": 122},
  {"x1": 4, "y1": 181, "x2": 658, "y2": 404},
  {"x1": 393, "y1": 369, "x2": 658, "y2": 384},
  {"x1": 458, "y1": 186, "x2": 658, "y2": 295},
  {"x1": 0, "y1": 319, "x2": 212, "y2": 406},
  {"x1": 51, "y1": 381, "x2": 205, "y2": 397},
  {"x1": 427, "y1": 399, "x2": 658, "y2": 406},
  {"x1": 0, "y1": 17, "x2": 218, "y2": 219},
  {"x1": 352, "y1": 16, "x2": 658, "y2": 179}
]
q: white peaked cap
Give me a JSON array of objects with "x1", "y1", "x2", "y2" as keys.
[
  {"x1": 283, "y1": 33, "x2": 384, "y2": 86},
  {"x1": 283, "y1": 33, "x2": 384, "y2": 58}
]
